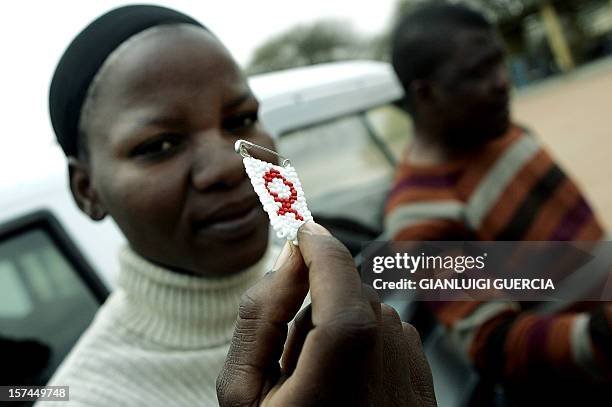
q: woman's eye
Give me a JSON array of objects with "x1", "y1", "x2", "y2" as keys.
[
  {"x1": 130, "y1": 136, "x2": 181, "y2": 158},
  {"x1": 224, "y1": 112, "x2": 258, "y2": 134},
  {"x1": 160, "y1": 140, "x2": 173, "y2": 152}
]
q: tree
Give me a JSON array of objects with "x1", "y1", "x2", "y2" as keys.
[
  {"x1": 392, "y1": 0, "x2": 544, "y2": 24},
  {"x1": 246, "y1": 20, "x2": 373, "y2": 75},
  {"x1": 245, "y1": 0, "x2": 591, "y2": 75}
]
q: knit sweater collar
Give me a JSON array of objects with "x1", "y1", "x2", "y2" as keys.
[{"x1": 112, "y1": 244, "x2": 276, "y2": 349}]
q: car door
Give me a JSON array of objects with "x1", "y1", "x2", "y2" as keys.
[{"x1": 0, "y1": 211, "x2": 108, "y2": 396}]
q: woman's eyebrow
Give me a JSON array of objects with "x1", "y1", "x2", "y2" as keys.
[
  {"x1": 116, "y1": 93, "x2": 256, "y2": 143},
  {"x1": 112, "y1": 115, "x2": 183, "y2": 146},
  {"x1": 223, "y1": 91, "x2": 255, "y2": 112},
  {"x1": 136, "y1": 116, "x2": 184, "y2": 129}
]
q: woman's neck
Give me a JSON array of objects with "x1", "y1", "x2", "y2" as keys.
[{"x1": 105, "y1": 244, "x2": 278, "y2": 349}]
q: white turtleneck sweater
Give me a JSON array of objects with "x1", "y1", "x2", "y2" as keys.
[{"x1": 41, "y1": 245, "x2": 277, "y2": 406}]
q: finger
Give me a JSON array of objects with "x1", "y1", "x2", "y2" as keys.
[
  {"x1": 402, "y1": 322, "x2": 437, "y2": 407},
  {"x1": 361, "y1": 283, "x2": 381, "y2": 318},
  {"x1": 380, "y1": 304, "x2": 420, "y2": 405},
  {"x1": 217, "y1": 242, "x2": 309, "y2": 406},
  {"x1": 298, "y1": 222, "x2": 371, "y2": 326},
  {"x1": 363, "y1": 285, "x2": 383, "y2": 400},
  {"x1": 281, "y1": 304, "x2": 312, "y2": 375},
  {"x1": 271, "y1": 223, "x2": 378, "y2": 403},
  {"x1": 281, "y1": 285, "x2": 382, "y2": 377}
]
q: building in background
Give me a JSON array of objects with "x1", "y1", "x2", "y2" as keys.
[
  {"x1": 461, "y1": 0, "x2": 612, "y2": 86},
  {"x1": 248, "y1": 0, "x2": 612, "y2": 88}
]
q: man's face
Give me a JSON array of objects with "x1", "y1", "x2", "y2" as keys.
[
  {"x1": 82, "y1": 26, "x2": 272, "y2": 276},
  {"x1": 430, "y1": 28, "x2": 511, "y2": 147}
]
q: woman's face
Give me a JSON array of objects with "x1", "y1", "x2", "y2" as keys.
[{"x1": 74, "y1": 25, "x2": 273, "y2": 276}]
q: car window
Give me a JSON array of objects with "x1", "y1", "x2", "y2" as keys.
[
  {"x1": 364, "y1": 104, "x2": 413, "y2": 162},
  {"x1": 276, "y1": 103, "x2": 413, "y2": 231},
  {"x1": 278, "y1": 114, "x2": 392, "y2": 200},
  {"x1": 0, "y1": 227, "x2": 100, "y2": 388}
]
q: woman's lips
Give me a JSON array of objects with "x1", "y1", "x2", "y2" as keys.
[{"x1": 193, "y1": 205, "x2": 262, "y2": 239}]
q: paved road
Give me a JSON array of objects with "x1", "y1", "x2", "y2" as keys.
[{"x1": 514, "y1": 56, "x2": 612, "y2": 231}]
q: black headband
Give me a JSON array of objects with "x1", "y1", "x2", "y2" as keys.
[{"x1": 49, "y1": 4, "x2": 206, "y2": 156}]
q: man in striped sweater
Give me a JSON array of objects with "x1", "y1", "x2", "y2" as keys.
[{"x1": 387, "y1": 3, "x2": 610, "y2": 404}]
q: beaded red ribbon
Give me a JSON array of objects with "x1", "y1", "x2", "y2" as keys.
[{"x1": 263, "y1": 168, "x2": 304, "y2": 221}]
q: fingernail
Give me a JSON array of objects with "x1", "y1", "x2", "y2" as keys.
[
  {"x1": 298, "y1": 221, "x2": 329, "y2": 237},
  {"x1": 273, "y1": 242, "x2": 292, "y2": 270}
]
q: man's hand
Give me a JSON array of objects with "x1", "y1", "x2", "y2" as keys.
[{"x1": 217, "y1": 222, "x2": 437, "y2": 406}]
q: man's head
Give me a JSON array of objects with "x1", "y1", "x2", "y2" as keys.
[
  {"x1": 392, "y1": 3, "x2": 511, "y2": 149},
  {"x1": 49, "y1": 6, "x2": 272, "y2": 276}
]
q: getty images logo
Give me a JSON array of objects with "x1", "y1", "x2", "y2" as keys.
[{"x1": 372, "y1": 252, "x2": 488, "y2": 274}]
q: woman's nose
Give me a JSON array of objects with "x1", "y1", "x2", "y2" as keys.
[{"x1": 189, "y1": 134, "x2": 246, "y2": 191}]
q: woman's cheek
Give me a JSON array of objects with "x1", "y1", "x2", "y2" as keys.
[{"x1": 106, "y1": 167, "x2": 185, "y2": 228}]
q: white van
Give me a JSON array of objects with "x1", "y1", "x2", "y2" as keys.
[{"x1": 0, "y1": 60, "x2": 415, "y2": 389}]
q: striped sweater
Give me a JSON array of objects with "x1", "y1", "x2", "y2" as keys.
[{"x1": 384, "y1": 125, "x2": 611, "y2": 402}]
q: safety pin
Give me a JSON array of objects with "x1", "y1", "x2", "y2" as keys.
[{"x1": 234, "y1": 139, "x2": 292, "y2": 168}]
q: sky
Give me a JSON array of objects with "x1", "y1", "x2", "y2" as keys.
[{"x1": 1, "y1": 0, "x2": 396, "y2": 154}]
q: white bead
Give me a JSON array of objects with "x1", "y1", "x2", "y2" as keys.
[{"x1": 241, "y1": 152, "x2": 313, "y2": 243}]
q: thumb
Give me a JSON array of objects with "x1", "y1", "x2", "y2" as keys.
[
  {"x1": 403, "y1": 323, "x2": 437, "y2": 406},
  {"x1": 217, "y1": 243, "x2": 309, "y2": 406}
]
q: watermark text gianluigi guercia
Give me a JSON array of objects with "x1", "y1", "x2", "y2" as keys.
[
  {"x1": 371, "y1": 252, "x2": 554, "y2": 291},
  {"x1": 361, "y1": 241, "x2": 612, "y2": 301}
]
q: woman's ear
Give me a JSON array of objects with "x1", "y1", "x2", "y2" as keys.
[{"x1": 67, "y1": 157, "x2": 107, "y2": 221}]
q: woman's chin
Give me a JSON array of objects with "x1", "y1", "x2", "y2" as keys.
[
  {"x1": 192, "y1": 220, "x2": 270, "y2": 276},
  {"x1": 139, "y1": 217, "x2": 270, "y2": 277}
]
